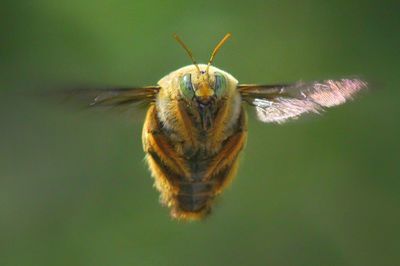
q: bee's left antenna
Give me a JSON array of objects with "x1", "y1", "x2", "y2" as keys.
[{"x1": 173, "y1": 33, "x2": 201, "y2": 73}]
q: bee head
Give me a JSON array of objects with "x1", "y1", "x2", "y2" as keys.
[
  {"x1": 173, "y1": 33, "x2": 232, "y2": 105},
  {"x1": 179, "y1": 67, "x2": 227, "y2": 105}
]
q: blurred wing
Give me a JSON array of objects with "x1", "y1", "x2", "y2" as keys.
[
  {"x1": 55, "y1": 86, "x2": 160, "y2": 110},
  {"x1": 238, "y1": 79, "x2": 367, "y2": 124},
  {"x1": 65, "y1": 86, "x2": 160, "y2": 108}
]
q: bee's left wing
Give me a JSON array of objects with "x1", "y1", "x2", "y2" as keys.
[
  {"x1": 238, "y1": 79, "x2": 367, "y2": 124},
  {"x1": 49, "y1": 86, "x2": 160, "y2": 112},
  {"x1": 43, "y1": 86, "x2": 160, "y2": 121},
  {"x1": 62, "y1": 86, "x2": 160, "y2": 108}
]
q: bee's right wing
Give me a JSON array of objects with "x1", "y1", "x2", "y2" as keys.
[{"x1": 238, "y1": 79, "x2": 367, "y2": 124}]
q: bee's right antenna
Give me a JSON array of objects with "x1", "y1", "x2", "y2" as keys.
[
  {"x1": 206, "y1": 33, "x2": 232, "y2": 74},
  {"x1": 173, "y1": 33, "x2": 201, "y2": 74}
]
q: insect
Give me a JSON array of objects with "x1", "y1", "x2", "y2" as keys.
[{"x1": 71, "y1": 33, "x2": 367, "y2": 220}]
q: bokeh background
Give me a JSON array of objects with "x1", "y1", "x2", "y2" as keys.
[{"x1": 1, "y1": 0, "x2": 399, "y2": 265}]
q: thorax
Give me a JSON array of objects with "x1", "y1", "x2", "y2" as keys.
[{"x1": 155, "y1": 94, "x2": 242, "y2": 158}]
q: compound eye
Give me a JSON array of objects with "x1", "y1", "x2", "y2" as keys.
[
  {"x1": 180, "y1": 73, "x2": 195, "y2": 99},
  {"x1": 214, "y1": 72, "x2": 227, "y2": 97}
]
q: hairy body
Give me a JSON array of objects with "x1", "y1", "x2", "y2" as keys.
[{"x1": 142, "y1": 65, "x2": 247, "y2": 219}]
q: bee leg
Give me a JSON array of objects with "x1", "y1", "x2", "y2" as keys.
[
  {"x1": 204, "y1": 131, "x2": 246, "y2": 178},
  {"x1": 207, "y1": 98, "x2": 231, "y2": 151},
  {"x1": 176, "y1": 100, "x2": 197, "y2": 149},
  {"x1": 143, "y1": 105, "x2": 192, "y2": 207},
  {"x1": 143, "y1": 105, "x2": 191, "y2": 179},
  {"x1": 204, "y1": 108, "x2": 247, "y2": 184}
]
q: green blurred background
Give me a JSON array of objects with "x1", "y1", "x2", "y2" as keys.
[{"x1": 1, "y1": 0, "x2": 399, "y2": 265}]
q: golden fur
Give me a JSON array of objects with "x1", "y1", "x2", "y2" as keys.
[{"x1": 142, "y1": 64, "x2": 247, "y2": 220}]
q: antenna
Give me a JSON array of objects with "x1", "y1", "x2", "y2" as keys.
[
  {"x1": 173, "y1": 33, "x2": 201, "y2": 73},
  {"x1": 206, "y1": 33, "x2": 232, "y2": 73}
]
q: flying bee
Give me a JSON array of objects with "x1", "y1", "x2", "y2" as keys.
[{"x1": 69, "y1": 33, "x2": 367, "y2": 220}]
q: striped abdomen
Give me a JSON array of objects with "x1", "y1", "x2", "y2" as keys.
[
  {"x1": 142, "y1": 104, "x2": 247, "y2": 220},
  {"x1": 176, "y1": 181, "x2": 215, "y2": 213}
]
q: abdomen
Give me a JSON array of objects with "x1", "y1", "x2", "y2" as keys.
[{"x1": 142, "y1": 104, "x2": 247, "y2": 220}]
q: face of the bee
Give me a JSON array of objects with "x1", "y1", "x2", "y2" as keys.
[
  {"x1": 158, "y1": 64, "x2": 238, "y2": 98},
  {"x1": 157, "y1": 64, "x2": 239, "y2": 130},
  {"x1": 181, "y1": 68, "x2": 225, "y2": 104}
]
